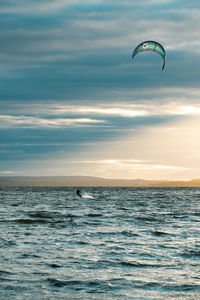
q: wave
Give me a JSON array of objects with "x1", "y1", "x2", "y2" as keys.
[
  {"x1": 0, "y1": 270, "x2": 13, "y2": 275},
  {"x1": 0, "y1": 238, "x2": 16, "y2": 248},
  {"x1": 48, "y1": 264, "x2": 61, "y2": 269},
  {"x1": 46, "y1": 277, "x2": 200, "y2": 294},
  {"x1": 120, "y1": 230, "x2": 139, "y2": 237},
  {"x1": 136, "y1": 216, "x2": 160, "y2": 222},
  {"x1": 180, "y1": 249, "x2": 200, "y2": 258},
  {"x1": 12, "y1": 218, "x2": 48, "y2": 224},
  {"x1": 28, "y1": 211, "x2": 68, "y2": 219},
  {"x1": 152, "y1": 230, "x2": 171, "y2": 236},
  {"x1": 82, "y1": 194, "x2": 94, "y2": 199},
  {"x1": 119, "y1": 207, "x2": 130, "y2": 211},
  {"x1": 120, "y1": 261, "x2": 171, "y2": 268},
  {"x1": 46, "y1": 277, "x2": 111, "y2": 292},
  {"x1": 87, "y1": 213, "x2": 102, "y2": 217},
  {"x1": 28, "y1": 211, "x2": 52, "y2": 218}
]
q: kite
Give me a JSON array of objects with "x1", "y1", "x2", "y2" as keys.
[{"x1": 132, "y1": 41, "x2": 166, "y2": 70}]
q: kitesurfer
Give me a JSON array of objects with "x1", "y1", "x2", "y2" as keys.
[{"x1": 76, "y1": 188, "x2": 82, "y2": 198}]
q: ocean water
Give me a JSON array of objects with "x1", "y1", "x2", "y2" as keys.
[{"x1": 0, "y1": 187, "x2": 200, "y2": 300}]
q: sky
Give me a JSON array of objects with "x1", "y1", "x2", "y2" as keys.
[{"x1": 1, "y1": 0, "x2": 200, "y2": 180}]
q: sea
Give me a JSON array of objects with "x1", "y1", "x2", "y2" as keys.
[{"x1": 0, "y1": 187, "x2": 200, "y2": 300}]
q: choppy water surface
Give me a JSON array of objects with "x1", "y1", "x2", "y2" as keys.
[{"x1": 0, "y1": 187, "x2": 200, "y2": 299}]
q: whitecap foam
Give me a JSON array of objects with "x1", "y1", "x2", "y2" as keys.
[{"x1": 82, "y1": 193, "x2": 94, "y2": 199}]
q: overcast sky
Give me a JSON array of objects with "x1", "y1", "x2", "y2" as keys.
[{"x1": 1, "y1": 0, "x2": 200, "y2": 180}]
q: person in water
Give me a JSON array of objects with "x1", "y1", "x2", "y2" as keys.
[{"x1": 76, "y1": 188, "x2": 82, "y2": 197}]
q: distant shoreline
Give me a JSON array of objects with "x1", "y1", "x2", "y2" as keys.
[{"x1": 1, "y1": 176, "x2": 200, "y2": 187}]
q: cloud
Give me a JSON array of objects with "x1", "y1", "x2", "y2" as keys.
[
  {"x1": 71, "y1": 158, "x2": 188, "y2": 171},
  {"x1": 1, "y1": 0, "x2": 200, "y2": 179},
  {"x1": 0, "y1": 0, "x2": 93, "y2": 14},
  {"x1": 53, "y1": 102, "x2": 200, "y2": 118},
  {"x1": 2, "y1": 95, "x2": 200, "y2": 123},
  {"x1": 1, "y1": 0, "x2": 200, "y2": 104},
  {"x1": 0, "y1": 0, "x2": 177, "y2": 16},
  {"x1": 0, "y1": 170, "x2": 17, "y2": 174},
  {"x1": 0, "y1": 114, "x2": 106, "y2": 128},
  {"x1": 23, "y1": 154, "x2": 189, "y2": 179}
]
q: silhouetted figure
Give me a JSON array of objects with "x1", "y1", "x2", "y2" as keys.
[{"x1": 76, "y1": 188, "x2": 82, "y2": 198}]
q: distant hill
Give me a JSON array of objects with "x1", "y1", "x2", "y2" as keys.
[{"x1": 1, "y1": 176, "x2": 200, "y2": 187}]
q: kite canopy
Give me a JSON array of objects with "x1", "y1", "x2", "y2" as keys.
[{"x1": 132, "y1": 41, "x2": 166, "y2": 70}]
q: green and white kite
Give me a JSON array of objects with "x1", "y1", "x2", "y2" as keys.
[{"x1": 132, "y1": 41, "x2": 166, "y2": 70}]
